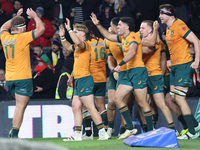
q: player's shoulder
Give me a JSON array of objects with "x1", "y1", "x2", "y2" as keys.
[
  {"x1": 174, "y1": 18, "x2": 186, "y2": 26},
  {"x1": 128, "y1": 31, "x2": 140, "y2": 40}
]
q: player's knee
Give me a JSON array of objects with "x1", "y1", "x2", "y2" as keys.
[
  {"x1": 108, "y1": 100, "x2": 115, "y2": 107},
  {"x1": 72, "y1": 104, "x2": 80, "y2": 113}
]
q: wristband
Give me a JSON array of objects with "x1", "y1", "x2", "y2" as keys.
[
  {"x1": 119, "y1": 60, "x2": 126, "y2": 66},
  {"x1": 61, "y1": 38, "x2": 66, "y2": 42},
  {"x1": 67, "y1": 28, "x2": 72, "y2": 32},
  {"x1": 112, "y1": 69, "x2": 115, "y2": 73}
]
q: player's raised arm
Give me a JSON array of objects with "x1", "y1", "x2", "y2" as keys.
[
  {"x1": 142, "y1": 21, "x2": 160, "y2": 47},
  {"x1": 64, "y1": 18, "x2": 85, "y2": 49},
  {"x1": 90, "y1": 12, "x2": 118, "y2": 42},
  {"x1": 59, "y1": 24, "x2": 73, "y2": 53},
  {"x1": 0, "y1": 8, "x2": 23, "y2": 31},
  {"x1": 26, "y1": 8, "x2": 45, "y2": 39}
]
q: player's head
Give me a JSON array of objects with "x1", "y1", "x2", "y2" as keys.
[
  {"x1": 11, "y1": 16, "x2": 26, "y2": 32},
  {"x1": 159, "y1": 4, "x2": 175, "y2": 24},
  {"x1": 83, "y1": 20, "x2": 103, "y2": 39},
  {"x1": 117, "y1": 17, "x2": 135, "y2": 35},
  {"x1": 139, "y1": 20, "x2": 153, "y2": 38},
  {"x1": 73, "y1": 23, "x2": 90, "y2": 40},
  {"x1": 110, "y1": 17, "x2": 120, "y2": 33}
]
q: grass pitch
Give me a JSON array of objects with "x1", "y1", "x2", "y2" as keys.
[{"x1": 28, "y1": 137, "x2": 200, "y2": 150}]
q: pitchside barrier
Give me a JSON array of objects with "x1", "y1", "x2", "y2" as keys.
[{"x1": 0, "y1": 97, "x2": 199, "y2": 138}]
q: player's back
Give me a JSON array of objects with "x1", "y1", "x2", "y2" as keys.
[
  {"x1": 0, "y1": 30, "x2": 35, "y2": 81},
  {"x1": 89, "y1": 38, "x2": 107, "y2": 83}
]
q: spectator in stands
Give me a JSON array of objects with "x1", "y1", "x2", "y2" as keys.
[
  {"x1": 0, "y1": 41, "x2": 6, "y2": 70},
  {"x1": 30, "y1": 45, "x2": 44, "y2": 74},
  {"x1": 27, "y1": 7, "x2": 54, "y2": 47},
  {"x1": 97, "y1": 1, "x2": 116, "y2": 29},
  {"x1": 33, "y1": 45, "x2": 44, "y2": 57},
  {"x1": 0, "y1": 0, "x2": 13, "y2": 15},
  {"x1": 7, "y1": 0, "x2": 24, "y2": 19},
  {"x1": 55, "y1": 47, "x2": 74, "y2": 100},
  {"x1": 116, "y1": 0, "x2": 136, "y2": 20},
  {"x1": 43, "y1": 0, "x2": 74, "y2": 24},
  {"x1": 46, "y1": 38, "x2": 64, "y2": 83},
  {"x1": 0, "y1": 69, "x2": 14, "y2": 100},
  {"x1": 69, "y1": 0, "x2": 101, "y2": 25},
  {"x1": 32, "y1": 54, "x2": 56, "y2": 99}
]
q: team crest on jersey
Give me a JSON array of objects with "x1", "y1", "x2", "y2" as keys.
[
  {"x1": 182, "y1": 27, "x2": 186, "y2": 31},
  {"x1": 171, "y1": 31, "x2": 174, "y2": 35},
  {"x1": 132, "y1": 36, "x2": 135, "y2": 39},
  {"x1": 125, "y1": 41, "x2": 128, "y2": 45}
]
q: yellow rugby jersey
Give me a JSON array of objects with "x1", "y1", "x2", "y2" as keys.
[
  {"x1": 117, "y1": 32, "x2": 145, "y2": 70},
  {"x1": 166, "y1": 18, "x2": 192, "y2": 66},
  {"x1": 105, "y1": 39, "x2": 127, "y2": 72},
  {"x1": 72, "y1": 41, "x2": 91, "y2": 79},
  {"x1": 143, "y1": 40, "x2": 165, "y2": 76},
  {"x1": 0, "y1": 30, "x2": 35, "y2": 81},
  {"x1": 88, "y1": 38, "x2": 107, "y2": 83}
]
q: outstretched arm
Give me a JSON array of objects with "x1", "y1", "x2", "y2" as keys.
[
  {"x1": 90, "y1": 12, "x2": 118, "y2": 42},
  {"x1": 65, "y1": 18, "x2": 85, "y2": 49},
  {"x1": 59, "y1": 24, "x2": 73, "y2": 53}
]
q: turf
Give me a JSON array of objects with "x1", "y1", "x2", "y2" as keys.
[{"x1": 28, "y1": 137, "x2": 200, "y2": 150}]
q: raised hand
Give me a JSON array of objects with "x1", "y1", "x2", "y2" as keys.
[
  {"x1": 153, "y1": 20, "x2": 160, "y2": 30},
  {"x1": 17, "y1": 8, "x2": 23, "y2": 16},
  {"x1": 59, "y1": 25, "x2": 65, "y2": 37},
  {"x1": 26, "y1": 8, "x2": 37, "y2": 19},
  {"x1": 90, "y1": 12, "x2": 100, "y2": 26},
  {"x1": 64, "y1": 18, "x2": 71, "y2": 30}
]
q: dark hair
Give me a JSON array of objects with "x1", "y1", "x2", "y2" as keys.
[
  {"x1": 14, "y1": 0, "x2": 22, "y2": 4},
  {"x1": 83, "y1": 20, "x2": 103, "y2": 38},
  {"x1": 119, "y1": 17, "x2": 135, "y2": 31},
  {"x1": 141, "y1": 20, "x2": 153, "y2": 30},
  {"x1": 159, "y1": 4, "x2": 175, "y2": 16},
  {"x1": 11, "y1": 16, "x2": 25, "y2": 31},
  {"x1": 83, "y1": 20, "x2": 103, "y2": 42},
  {"x1": 33, "y1": 45, "x2": 43, "y2": 49},
  {"x1": 111, "y1": 17, "x2": 120, "y2": 26}
]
